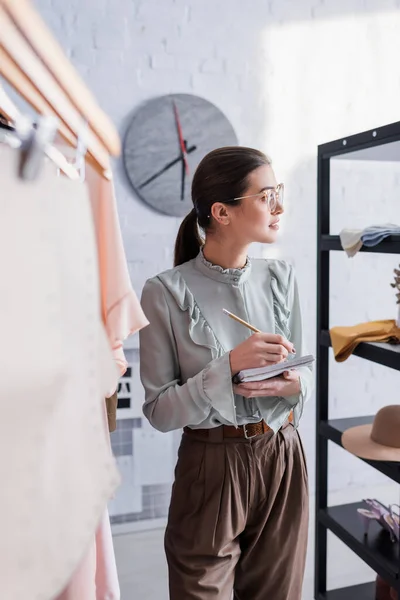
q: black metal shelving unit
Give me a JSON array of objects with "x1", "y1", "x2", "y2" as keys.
[{"x1": 315, "y1": 121, "x2": 400, "y2": 599}]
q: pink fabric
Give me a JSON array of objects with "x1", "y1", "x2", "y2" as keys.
[
  {"x1": 57, "y1": 403, "x2": 120, "y2": 600},
  {"x1": 95, "y1": 510, "x2": 121, "y2": 599},
  {"x1": 56, "y1": 510, "x2": 120, "y2": 600},
  {"x1": 56, "y1": 544, "x2": 96, "y2": 600},
  {"x1": 57, "y1": 166, "x2": 148, "y2": 600},
  {"x1": 86, "y1": 164, "x2": 149, "y2": 378}
]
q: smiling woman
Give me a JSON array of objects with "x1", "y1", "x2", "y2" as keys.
[{"x1": 139, "y1": 145, "x2": 313, "y2": 600}]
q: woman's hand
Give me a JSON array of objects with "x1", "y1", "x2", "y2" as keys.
[
  {"x1": 233, "y1": 369, "x2": 301, "y2": 398},
  {"x1": 229, "y1": 332, "x2": 295, "y2": 375}
]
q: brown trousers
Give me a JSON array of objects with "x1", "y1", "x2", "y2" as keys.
[{"x1": 165, "y1": 424, "x2": 309, "y2": 600}]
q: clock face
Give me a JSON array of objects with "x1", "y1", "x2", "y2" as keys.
[{"x1": 123, "y1": 94, "x2": 238, "y2": 217}]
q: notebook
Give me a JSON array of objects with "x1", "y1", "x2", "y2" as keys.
[{"x1": 233, "y1": 354, "x2": 315, "y2": 384}]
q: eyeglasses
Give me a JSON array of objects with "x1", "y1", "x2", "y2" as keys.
[{"x1": 223, "y1": 183, "x2": 284, "y2": 213}]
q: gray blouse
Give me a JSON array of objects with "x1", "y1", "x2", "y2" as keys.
[{"x1": 139, "y1": 250, "x2": 313, "y2": 434}]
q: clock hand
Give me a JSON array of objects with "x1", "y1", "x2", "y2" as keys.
[
  {"x1": 180, "y1": 154, "x2": 186, "y2": 201},
  {"x1": 173, "y1": 101, "x2": 189, "y2": 175},
  {"x1": 138, "y1": 144, "x2": 196, "y2": 190}
]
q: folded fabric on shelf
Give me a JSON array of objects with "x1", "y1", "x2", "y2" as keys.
[
  {"x1": 339, "y1": 223, "x2": 400, "y2": 257},
  {"x1": 361, "y1": 224, "x2": 400, "y2": 246},
  {"x1": 339, "y1": 228, "x2": 363, "y2": 257},
  {"x1": 330, "y1": 319, "x2": 400, "y2": 362}
]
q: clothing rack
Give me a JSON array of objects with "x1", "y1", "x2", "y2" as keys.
[
  {"x1": 0, "y1": 0, "x2": 120, "y2": 178},
  {"x1": 315, "y1": 121, "x2": 400, "y2": 599}
]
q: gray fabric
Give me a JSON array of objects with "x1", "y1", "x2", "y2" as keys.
[{"x1": 139, "y1": 250, "x2": 313, "y2": 433}]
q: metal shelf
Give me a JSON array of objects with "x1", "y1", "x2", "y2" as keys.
[
  {"x1": 319, "y1": 416, "x2": 400, "y2": 484},
  {"x1": 318, "y1": 582, "x2": 375, "y2": 600},
  {"x1": 318, "y1": 120, "x2": 400, "y2": 159},
  {"x1": 321, "y1": 235, "x2": 400, "y2": 254},
  {"x1": 316, "y1": 120, "x2": 400, "y2": 599},
  {"x1": 321, "y1": 330, "x2": 400, "y2": 371},
  {"x1": 319, "y1": 503, "x2": 399, "y2": 587}
]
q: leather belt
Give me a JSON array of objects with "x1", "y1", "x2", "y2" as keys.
[{"x1": 184, "y1": 412, "x2": 293, "y2": 440}]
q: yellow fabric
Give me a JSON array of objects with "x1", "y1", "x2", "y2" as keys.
[{"x1": 330, "y1": 319, "x2": 400, "y2": 362}]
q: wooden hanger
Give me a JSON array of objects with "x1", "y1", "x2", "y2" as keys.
[
  {"x1": 0, "y1": 53, "x2": 114, "y2": 179},
  {"x1": 0, "y1": 49, "x2": 77, "y2": 147},
  {"x1": 0, "y1": 0, "x2": 120, "y2": 177}
]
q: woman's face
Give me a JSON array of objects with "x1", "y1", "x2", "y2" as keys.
[{"x1": 227, "y1": 164, "x2": 284, "y2": 245}]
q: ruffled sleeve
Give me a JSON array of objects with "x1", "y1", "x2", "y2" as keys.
[
  {"x1": 268, "y1": 261, "x2": 314, "y2": 423},
  {"x1": 139, "y1": 275, "x2": 237, "y2": 432}
]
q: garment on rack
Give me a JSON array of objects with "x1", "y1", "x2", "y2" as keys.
[
  {"x1": 57, "y1": 165, "x2": 149, "y2": 600},
  {"x1": 56, "y1": 507, "x2": 120, "y2": 600},
  {"x1": 330, "y1": 319, "x2": 400, "y2": 362},
  {"x1": 52, "y1": 144, "x2": 149, "y2": 421},
  {"x1": 86, "y1": 164, "x2": 149, "y2": 388},
  {"x1": 0, "y1": 145, "x2": 120, "y2": 600},
  {"x1": 340, "y1": 224, "x2": 400, "y2": 257}
]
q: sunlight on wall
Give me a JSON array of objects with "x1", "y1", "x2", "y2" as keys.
[{"x1": 258, "y1": 9, "x2": 400, "y2": 262}]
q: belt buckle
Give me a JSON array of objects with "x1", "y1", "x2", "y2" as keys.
[{"x1": 243, "y1": 424, "x2": 258, "y2": 439}]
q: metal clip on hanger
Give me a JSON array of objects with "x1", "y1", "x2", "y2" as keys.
[
  {"x1": 16, "y1": 115, "x2": 57, "y2": 181},
  {"x1": 54, "y1": 119, "x2": 88, "y2": 181},
  {"x1": 0, "y1": 110, "x2": 14, "y2": 131}
]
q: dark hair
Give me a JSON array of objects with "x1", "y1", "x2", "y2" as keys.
[{"x1": 173, "y1": 146, "x2": 271, "y2": 267}]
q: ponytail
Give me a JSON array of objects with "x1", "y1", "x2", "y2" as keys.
[{"x1": 174, "y1": 208, "x2": 203, "y2": 267}]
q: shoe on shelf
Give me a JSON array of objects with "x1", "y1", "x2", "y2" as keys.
[{"x1": 357, "y1": 499, "x2": 397, "y2": 539}]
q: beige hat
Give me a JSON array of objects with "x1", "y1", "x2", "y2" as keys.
[{"x1": 342, "y1": 405, "x2": 400, "y2": 462}]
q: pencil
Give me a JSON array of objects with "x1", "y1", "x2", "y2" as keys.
[{"x1": 222, "y1": 308, "x2": 261, "y2": 334}]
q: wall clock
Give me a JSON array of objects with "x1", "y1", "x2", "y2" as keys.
[{"x1": 123, "y1": 93, "x2": 238, "y2": 217}]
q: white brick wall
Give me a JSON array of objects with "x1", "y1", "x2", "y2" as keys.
[{"x1": 33, "y1": 0, "x2": 400, "y2": 495}]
